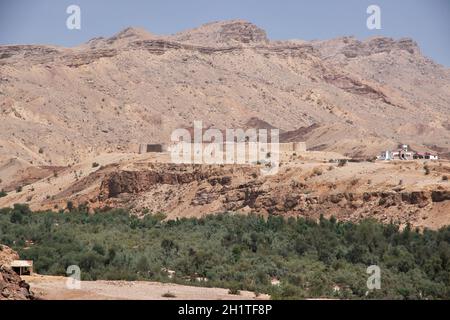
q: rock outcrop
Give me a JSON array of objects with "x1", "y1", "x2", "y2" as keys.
[
  {"x1": 85, "y1": 162, "x2": 450, "y2": 227},
  {"x1": 98, "y1": 164, "x2": 252, "y2": 200},
  {"x1": 1, "y1": 20, "x2": 449, "y2": 167},
  {"x1": 340, "y1": 37, "x2": 419, "y2": 58},
  {"x1": 172, "y1": 20, "x2": 269, "y2": 46},
  {"x1": 0, "y1": 245, "x2": 34, "y2": 300},
  {"x1": 0, "y1": 266, "x2": 34, "y2": 300}
]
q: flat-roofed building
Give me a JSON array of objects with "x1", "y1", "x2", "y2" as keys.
[{"x1": 10, "y1": 260, "x2": 33, "y2": 276}]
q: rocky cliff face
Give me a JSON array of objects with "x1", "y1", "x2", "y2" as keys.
[
  {"x1": 171, "y1": 20, "x2": 269, "y2": 46},
  {"x1": 97, "y1": 167, "x2": 450, "y2": 227},
  {"x1": 0, "y1": 266, "x2": 34, "y2": 300},
  {"x1": 36, "y1": 159, "x2": 443, "y2": 229},
  {"x1": 322, "y1": 36, "x2": 419, "y2": 59}
]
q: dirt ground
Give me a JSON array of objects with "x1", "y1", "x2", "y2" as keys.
[{"x1": 23, "y1": 274, "x2": 270, "y2": 300}]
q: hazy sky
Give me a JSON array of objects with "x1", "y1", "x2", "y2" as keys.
[{"x1": 0, "y1": 0, "x2": 449, "y2": 66}]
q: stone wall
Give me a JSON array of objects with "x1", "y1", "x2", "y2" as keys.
[{"x1": 138, "y1": 144, "x2": 166, "y2": 154}]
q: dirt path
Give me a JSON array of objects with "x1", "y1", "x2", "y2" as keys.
[{"x1": 23, "y1": 275, "x2": 270, "y2": 300}]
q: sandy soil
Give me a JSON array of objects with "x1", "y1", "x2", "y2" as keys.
[{"x1": 23, "y1": 275, "x2": 270, "y2": 300}]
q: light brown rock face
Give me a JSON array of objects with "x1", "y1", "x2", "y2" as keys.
[
  {"x1": 0, "y1": 266, "x2": 35, "y2": 300},
  {"x1": 0, "y1": 245, "x2": 34, "y2": 300},
  {"x1": 11, "y1": 157, "x2": 439, "y2": 229},
  {"x1": 0, "y1": 20, "x2": 449, "y2": 168}
]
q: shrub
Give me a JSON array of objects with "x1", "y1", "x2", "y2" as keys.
[
  {"x1": 16, "y1": 186, "x2": 23, "y2": 193},
  {"x1": 162, "y1": 291, "x2": 176, "y2": 298},
  {"x1": 0, "y1": 190, "x2": 7, "y2": 198},
  {"x1": 92, "y1": 162, "x2": 100, "y2": 168},
  {"x1": 443, "y1": 175, "x2": 449, "y2": 181}
]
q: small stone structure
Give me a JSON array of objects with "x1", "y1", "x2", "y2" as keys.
[{"x1": 10, "y1": 260, "x2": 33, "y2": 276}]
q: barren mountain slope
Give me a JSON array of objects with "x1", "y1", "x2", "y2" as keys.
[{"x1": 0, "y1": 20, "x2": 449, "y2": 168}]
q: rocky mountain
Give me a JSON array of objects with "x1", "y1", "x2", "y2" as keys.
[
  {"x1": 0, "y1": 20, "x2": 449, "y2": 168},
  {"x1": 0, "y1": 245, "x2": 34, "y2": 300}
]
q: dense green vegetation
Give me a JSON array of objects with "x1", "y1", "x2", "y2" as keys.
[{"x1": 1, "y1": 204, "x2": 450, "y2": 299}]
